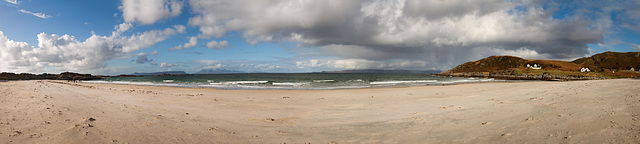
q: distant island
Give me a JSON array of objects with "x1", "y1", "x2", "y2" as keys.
[{"x1": 437, "y1": 51, "x2": 640, "y2": 80}]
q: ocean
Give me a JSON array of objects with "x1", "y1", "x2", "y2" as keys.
[{"x1": 85, "y1": 73, "x2": 497, "y2": 90}]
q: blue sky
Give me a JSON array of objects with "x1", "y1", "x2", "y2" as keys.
[{"x1": 0, "y1": 0, "x2": 639, "y2": 75}]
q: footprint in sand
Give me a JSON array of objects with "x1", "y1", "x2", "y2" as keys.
[{"x1": 207, "y1": 127, "x2": 219, "y2": 131}]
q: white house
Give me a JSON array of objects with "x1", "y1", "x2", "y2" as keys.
[
  {"x1": 630, "y1": 67, "x2": 635, "y2": 71},
  {"x1": 580, "y1": 67, "x2": 590, "y2": 72},
  {"x1": 527, "y1": 64, "x2": 541, "y2": 70}
]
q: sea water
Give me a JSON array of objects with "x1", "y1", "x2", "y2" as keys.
[{"x1": 84, "y1": 73, "x2": 497, "y2": 90}]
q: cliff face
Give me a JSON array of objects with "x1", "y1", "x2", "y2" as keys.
[{"x1": 571, "y1": 51, "x2": 640, "y2": 71}]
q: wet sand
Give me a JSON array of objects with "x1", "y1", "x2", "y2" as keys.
[{"x1": 1, "y1": 79, "x2": 639, "y2": 143}]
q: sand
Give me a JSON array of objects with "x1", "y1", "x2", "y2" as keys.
[{"x1": 1, "y1": 79, "x2": 639, "y2": 143}]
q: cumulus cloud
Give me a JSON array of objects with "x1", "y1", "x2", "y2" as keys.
[
  {"x1": 170, "y1": 36, "x2": 197, "y2": 51},
  {"x1": 187, "y1": 0, "x2": 605, "y2": 70},
  {"x1": 119, "y1": 25, "x2": 185, "y2": 52},
  {"x1": 0, "y1": 24, "x2": 185, "y2": 73},
  {"x1": 113, "y1": 23, "x2": 134, "y2": 36},
  {"x1": 19, "y1": 9, "x2": 52, "y2": 19},
  {"x1": 0, "y1": 31, "x2": 36, "y2": 72},
  {"x1": 120, "y1": 0, "x2": 183, "y2": 25},
  {"x1": 5, "y1": 0, "x2": 18, "y2": 4},
  {"x1": 205, "y1": 40, "x2": 228, "y2": 49}
]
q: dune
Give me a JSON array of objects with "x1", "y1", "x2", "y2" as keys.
[{"x1": 1, "y1": 79, "x2": 638, "y2": 143}]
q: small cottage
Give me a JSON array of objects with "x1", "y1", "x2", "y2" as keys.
[
  {"x1": 630, "y1": 67, "x2": 635, "y2": 71},
  {"x1": 580, "y1": 67, "x2": 590, "y2": 72},
  {"x1": 526, "y1": 64, "x2": 541, "y2": 70}
]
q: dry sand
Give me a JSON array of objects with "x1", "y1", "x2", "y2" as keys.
[{"x1": 1, "y1": 79, "x2": 639, "y2": 143}]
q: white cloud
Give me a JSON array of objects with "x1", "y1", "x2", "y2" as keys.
[
  {"x1": 202, "y1": 63, "x2": 225, "y2": 69},
  {"x1": 0, "y1": 24, "x2": 185, "y2": 73},
  {"x1": 491, "y1": 48, "x2": 550, "y2": 60},
  {"x1": 159, "y1": 62, "x2": 178, "y2": 68},
  {"x1": 113, "y1": 23, "x2": 133, "y2": 36},
  {"x1": 5, "y1": 0, "x2": 18, "y2": 4},
  {"x1": 19, "y1": 9, "x2": 52, "y2": 19},
  {"x1": 170, "y1": 36, "x2": 197, "y2": 51},
  {"x1": 254, "y1": 63, "x2": 280, "y2": 70},
  {"x1": 118, "y1": 25, "x2": 186, "y2": 52},
  {"x1": 633, "y1": 44, "x2": 640, "y2": 51},
  {"x1": 120, "y1": 0, "x2": 183, "y2": 25},
  {"x1": 0, "y1": 31, "x2": 36, "y2": 72},
  {"x1": 205, "y1": 40, "x2": 228, "y2": 49}
]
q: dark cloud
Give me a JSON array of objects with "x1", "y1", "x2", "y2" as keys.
[
  {"x1": 187, "y1": 0, "x2": 607, "y2": 69},
  {"x1": 402, "y1": 0, "x2": 509, "y2": 20},
  {"x1": 133, "y1": 53, "x2": 153, "y2": 64}
]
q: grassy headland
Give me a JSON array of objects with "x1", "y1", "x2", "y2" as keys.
[{"x1": 438, "y1": 51, "x2": 640, "y2": 80}]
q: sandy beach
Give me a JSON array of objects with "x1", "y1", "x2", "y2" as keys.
[{"x1": 1, "y1": 79, "x2": 639, "y2": 143}]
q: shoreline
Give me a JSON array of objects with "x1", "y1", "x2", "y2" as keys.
[
  {"x1": 84, "y1": 79, "x2": 522, "y2": 90},
  {"x1": 2, "y1": 79, "x2": 639, "y2": 143},
  {"x1": 81, "y1": 77, "x2": 510, "y2": 90}
]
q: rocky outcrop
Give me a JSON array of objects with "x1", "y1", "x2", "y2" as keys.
[{"x1": 57, "y1": 72, "x2": 102, "y2": 80}]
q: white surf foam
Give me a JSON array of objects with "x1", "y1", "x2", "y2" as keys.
[
  {"x1": 272, "y1": 82, "x2": 310, "y2": 86},
  {"x1": 370, "y1": 80, "x2": 438, "y2": 85},
  {"x1": 313, "y1": 80, "x2": 335, "y2": 82}
]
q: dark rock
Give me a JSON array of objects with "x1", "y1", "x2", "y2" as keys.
[{"x1": 0, "y1": 72, "x2": 101, "y2": 80}]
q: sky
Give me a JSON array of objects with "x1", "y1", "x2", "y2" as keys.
[{"x1": 0, "y1": 0, "x2": 639, "y2": 75}]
